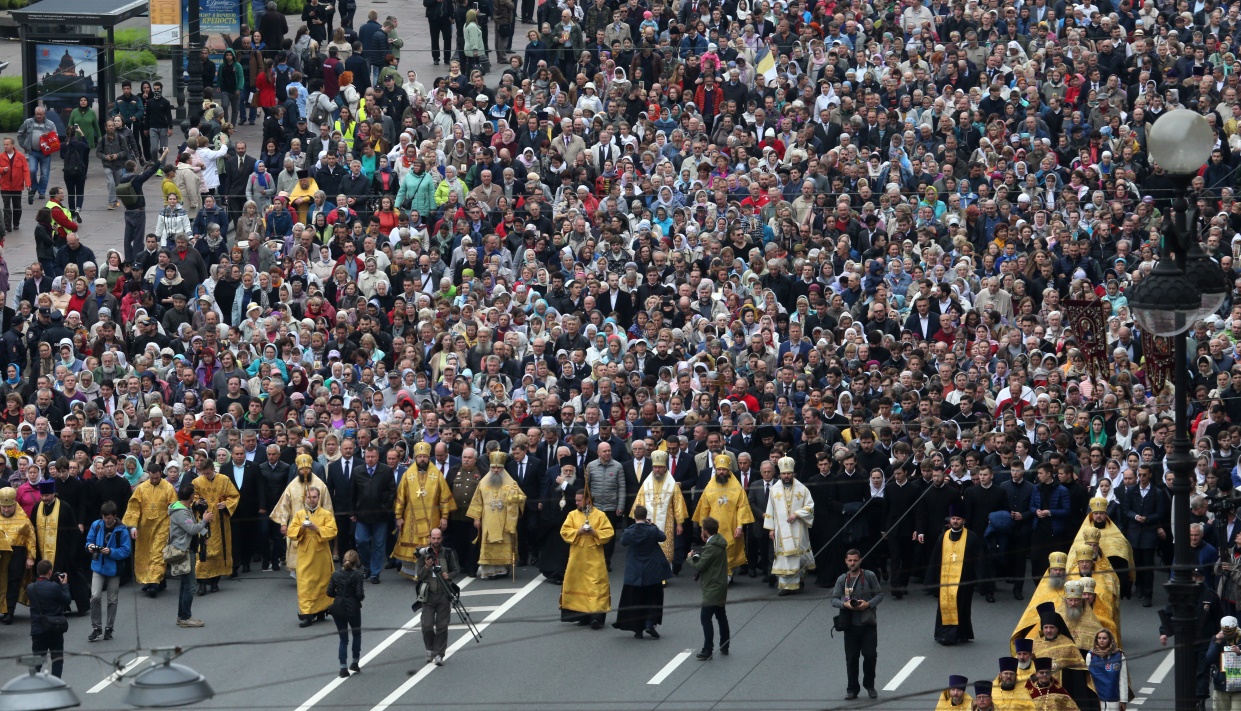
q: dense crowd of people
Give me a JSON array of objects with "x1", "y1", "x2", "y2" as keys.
[{"x1": 4, "y1": 0, "x2": 1241, "y2": 701}]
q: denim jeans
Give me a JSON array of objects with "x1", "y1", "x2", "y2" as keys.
[
  {"x1": 700, "y1": 605, "x2": 729, "y2": 653},
  {"x1": 334, "y1": 611, "x2": 361, "y2": 666},
  {"x1": 354, "y1": 521, "x2": 386, "y2": 577},
  {"x1": 28, "y1": 152, "x2": 50, "y2": 197},
  {"x1": 177, "y1": 564, "x2": 195, "y2": 621},
  {"x1": 89, "y1": 573, "x2": 120, "y2": 630}
]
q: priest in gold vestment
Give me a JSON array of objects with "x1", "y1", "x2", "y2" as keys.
[
  {"x1": 1012, "y1": 552, "x2": 1070, "y2": 653},
  {"x1": 933, "y1": 675, "x2": 972, "y2": 711},
  {"x1": 1069, "y1": 497, "x2": 1134, "y2": 599},
  {"x1": 992, "y1": 657, "x2": 1036, "y2": 711},
  {"x1": 0, "y1": 487, "x2": 35, "y2": 621},
  {"x1": 692, "y1": 454, "x2": 754, "y2": 575},
  {"x1": 191, "y1": 462, "x2": 240, "y2": 592},
  {"x1": 271, "y1": 455, "x2": 333, "y2": 575},
  {"x1": 467, "y1": 452, "x2": 526, "y2": 580},
  {"x1": 1026, "y1": 657, "x2": 1080, "y2": 711},
  {"x1": 629, "y1": 450, "x2": 686, "y2": 567},
  {"x1": 395, "y1": 442, "x2": 456, "y2": 577},
  {"x1": 560, "y1": 488, "x2": 613, "y2": 628},
  {"x1": 287, "y1": 487, "x2": 337, "y2": 626},
  {"x1": 122, "y1": 467, "x2": 178, "y2": 596}
]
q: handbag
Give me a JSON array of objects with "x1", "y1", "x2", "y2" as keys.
[
  {"x1": 34, "y1": 585, "x2": 69, "y2": 634},
  {"x1": 163, "y1": 544, "x2": 188, "y2": 565}
]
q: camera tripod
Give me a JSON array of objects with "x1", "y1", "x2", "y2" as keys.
[{"x1": 449, "y1": 582, "x2": 482, "y2": 643}]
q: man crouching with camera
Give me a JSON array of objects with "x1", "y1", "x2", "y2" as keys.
[{"x1": 414, "y1": 528, "x2": 460, "y2": 666}]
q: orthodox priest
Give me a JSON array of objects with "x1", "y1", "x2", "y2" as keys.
[
  {"x1": 191, "y1": 460, "x2": 240, "y2": 594},
  {"x1": 1060, "y1": 580, "x2": 1108, "y2": 656},
  {"x1": 692, "y1": 454, "x2": 754, "y2": 579},
  {"x1": 0, "y1": 487, "x2": 35, "y2": 623},
  {"x1": 122, "y1": 465, "x2": 178, "y2": 597},
  {"x1": 1067, "y1": 536, "x2": 1122, "y2": 642},
  {"x1": 1026, "y1": 657, "x2": 1078, "y2": 711},
  {"x1": 467, "y1": 452, "x2": 526, "y2": 580},
  {"x1": 34, "y1": 480, "x2": 89, "y2": 613},
  {"x1": 286, "y1": 487, "x2": 337, "y2": 627},
  {"x1": 765, "y1": 456, "x2": 814, "y2": 594},
  {"x1": 630, "y1": 450, "x2": 686, "y2": 571},
  {"x1": 1012, "y1": 552, "x2": 1070, "y2": 651},
  {"x1": 538, "y1": 457, "x2": 581, "y2": 583},
  {"x1": 1031, "y1": 600, "x2": 1093, "y2": 705},
  {"x1": 560, "y1": 488, "x2": 613, "y2": 629},
  {"x1": 934, "y1": 675, "x2": 972, "y2": 711},
  {"x1": 1071, "y1": 497, "x2": 1134, "y2": 599},
  {"x1": 394, "y1": 442, "x2": 455, "y2": 577},
  {"x1": 924, "y1": 503, "x2": 982, "y2": 645},
  {"x1": 993, "y1": 657, "x2": 1036, "y2": 711},
  {"x1": 270, "y1": 455, "x2": 333, "y2": 576}
]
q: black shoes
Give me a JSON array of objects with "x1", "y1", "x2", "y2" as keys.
[
  {"x1": 350, "y1": 661, "x2": 360, "y2": 672},
  {"x1": 339, "y1": 668, "x2": 349, "y2": 678},
  {"x1": 197, "y1": 583, "x2": 207, "y2": 596},
  {"x1": 634, "y1": 630, "x2": 644, "y2": 639},
  {"x1": 104, "y1": 628, "x2": 113, "y2": 641},
  {"x1": 590, "y1": 620, "x2": 603, "y2": 630},
  {"x1": 88, "y1": 628, "x2": 102, "y2": 642},
  {"x1": 1142, "y1": 597, "x2": 1153, "y2": 608},
  {"x1": 720, "y1": 645, "x2": 729, "y2": 656},
  {"x1": 845, "y1": 691, "x2": 859, "y2": 700},
  {"x1": 696, "y1": 650, "x2": 712, "y2": 661},
  {"x1": 867, "y1": 688, "x2": 878, "y2": 699},
  {"x1": 370, "y1": 577, "x2": 381, "y2": 584},
  {"x1": 985, "y1": 593, "x2": 996, "y2": 603},
  {"x1": 1013, "y1": 588, "x2": 1024, "y2": 600},
  {"x1": 299, "y1": 618, "x2": 314, "y2": 628},
  {"x1": 646, "y1": 627, "x2": 660, "y2": 639}
]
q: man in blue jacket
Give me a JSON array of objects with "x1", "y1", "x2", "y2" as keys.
[
  {"x1": 85, "y1": 500, "x2": 132, "y2": 642},
  {"x1": 1027, "y1": 463, "x2": 1069, "y2": 582}
]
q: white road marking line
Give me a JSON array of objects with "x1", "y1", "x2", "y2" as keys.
[
  {"x1": 466, "y1": 605, "x2": 499, "y2": 612},
  {"x1": 1130, "y1": 699, "x2": 1146, "y2": 706},
  {"x1": 294, "y1": 577, "x2": 476, "y2": 711},
  {"x1": 647, "y1": 650, "x2": 694, "y2": 685},
  {"x1": 1149, "y1": 651, "x2": 1175, "y2": 684},
  {"x1": 87, "y1": 656, "x2": 148, "y2": 694},
  {"x1": 883, "y1": 656, "x2": 925, "y2": 691},
  {"x1": 1140, "y1": 687, "x2": 1155, "y2": 695},
  {"x1": 370, "y1": 575, "x2": 543, "y2": 711},
  {"x1": 460, "y1": 587, "x2": 523, "y2": 596}
]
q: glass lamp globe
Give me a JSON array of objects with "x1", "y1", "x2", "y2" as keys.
[
  {"x1": 1128, "y1": 260, "x2": 1202, "y2": 337},
  {"x1": 1148, "y1": 109, "x2": 1215, "y2": 175}
]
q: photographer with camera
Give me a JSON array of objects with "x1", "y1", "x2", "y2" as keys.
[
  {"x1": 27, "y1": 560, "x2": 70, "y2": 678},
  {"x1": 169, "y1": 483, "x2": 214, "y2": 628},
  {"x1": 413, "y1": 528, "x2": 459, "y2": 666},
  {"x1": 84, "y1": 500, "x2": 132, "y2": 642},
  {"x1": 829, "y1": 549, "x2": 883, "y2": 700}
]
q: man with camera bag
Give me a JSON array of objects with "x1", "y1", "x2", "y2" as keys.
[
  {"x1": 830, "y1": 549, "x2": 882, "y2": 700},
  {"x1": 27, "y1": 560, "x2": 70, "y2": 678},
  {"x1": 85, "y1": 501, "x2": 132, "y2": 642},
  {"x1": 413, "y1": 528, "x2": 459, "y2": 666}
]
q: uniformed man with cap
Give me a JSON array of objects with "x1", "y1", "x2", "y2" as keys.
[
  {"x1": 0, "y1": 486, "x2": 35, "y2": 623},
  {"x1": 993, "y1": 657, "x2": 1037, "y2": 711},
  {"x1": 691, "y1": 453, "x2": 754, "y2": 579},
  {"x1": 935, "y1": 674, "x2": 972, "y2": 711},
  {"x1": 466, "y1": 452, "x2": 526, "y2": 580}
]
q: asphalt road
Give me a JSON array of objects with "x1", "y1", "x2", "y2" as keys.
[{"x1": 3, "y1": 560, "x2": 1177, "y2": 711}]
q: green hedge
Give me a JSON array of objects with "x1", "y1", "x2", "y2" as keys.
[
  {"x1": 276, "y1": 0, "x2": 304, "y2": 14},
  {"x1": 114, "y1": 27, "x2": 173, "y2": 59},
  {"x1": 0, "y1": 100, "x2": 23, "y2": 131},
  {"x1": 0, "y1": 76, "x2": 21, "y2": 103},
  {"x1": 115, "y1": 49, "x2": 158, "y2": 80}
]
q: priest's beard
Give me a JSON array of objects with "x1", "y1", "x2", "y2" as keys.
[
  {"x1": 715, "y1": 474, "x2": 729, "y2": 484},
  {"x1": 1000, "y1": 679, "x2": 1017, "y2": 691},
  {"x1": 489, "y1": 472, "x2": 501, "y2": 485},
  {"x1": 1018, "y1": 659, "x2": 1032, "y2": 670},
  {"x1": 1049, "y1": 572, "x2": 1065, "y2": 589},
  {"x1": 298, "y1": 471, "x2": 312, "y2": 483},
  {"x1": 1064, "y1": 605, "x2": 1084, "y2": 623}
]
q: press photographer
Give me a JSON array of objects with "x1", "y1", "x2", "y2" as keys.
[{"x1": 414, "y1": 528, "x2": 459, "y2": 667}]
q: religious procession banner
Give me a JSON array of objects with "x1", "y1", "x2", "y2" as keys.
[
  {"x1": 1140, "y1": 330, "x2": 1175, "y2": 394},
  {"x1": 1063, "y1": 299, "x2": 1108, "y2": 377}
]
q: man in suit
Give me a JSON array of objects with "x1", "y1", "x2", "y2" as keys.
[
  {"x1": 224, "y1": 444, "x2": 262, "y2": 576},
  {"x1": 351, "y1": 444, "x2": 397, "y2": 582},
  {"x1": 326, "y1": 438, "x2": 362, "y2": 563},
  {"x1": 18, "y1": 262, "x2": 53, "y2": 308},
  {"x1": 431, "y1": 442, "x2": 459, "y2": 479},
  {"x1": 727, "y1": 415, "x2": 759, "y2": 457},
  {"x1": 748, "y1": 460, "x2": 776, "y2": 583},
  {"x1": 903, "y1": 295, "x2": 941, "y2": 342},
  {"x1": 623, "y1": 440, "x2": 650, "y2": 513},
  {"x1": 257, "y1": 444, "x2": 292, "y2": 570},
  {"x1": 221, "y1": 141, "x2": 257, "y2": 227},
  {"x1": 1124, "y1": 465, "x2": 1167, "y2": 606},
  {"x1": 505, "y1": 434, "x2": 544, "y2": 566},
  {"x1": 549, "y1": 118, "x2": 586, "y2": 164}
]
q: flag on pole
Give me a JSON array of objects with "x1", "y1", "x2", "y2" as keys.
[{"x1": 755, "y1": 46, "x2": 778, "y2": 83}]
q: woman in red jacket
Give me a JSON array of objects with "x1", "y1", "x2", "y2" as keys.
[{"x1": 254, "y1": 60, "x2": 279, "y2": 117}]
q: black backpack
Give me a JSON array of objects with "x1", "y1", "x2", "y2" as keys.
[
  {"x1": 275, "y1": 65, "x2": 292, "y2": 102},
  {"x1": 63, "y1": 144, "x2": 86, "y2": 180}
]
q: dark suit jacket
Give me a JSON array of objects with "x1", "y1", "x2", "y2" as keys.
[
  {"x1": 904, "y1": 310, "x2": 942, "y2": 341},
  {"x1": 350, "y1": 463, "x2": 396, "y2": 524},
  {"x1": 224, "y1": 461, "x2": 263, "y2": 517},
  {"x1": 506, "y1": 455, "x2": 544, "y2": 506},
  {"x1": 1123, "y1": 484, "x2": 1168, "y2": 550},
  {"x1": 19, "y1": 276, "x2": 53, "y2": 307},
  {"x1": 327, "y1": 455, "x2": 363, "y2": 515},
  {"x1": 747, "y1": 478, "x2": 773, "y2": 541},
  {"x1": 223, "y1": 154, "x2": 257, "y2": 200}
]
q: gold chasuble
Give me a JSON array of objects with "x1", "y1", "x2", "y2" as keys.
[
  {"x1": 393, "y1": 463, "x2": 455, "y2": 561},
  {"x1": 466, "y1": 470, "x2": 526, "y2": 569},
  {"x1": 287, "y1": 506, "x2": 337, "y2": 616},
  {"x1": 560, "y1": 506, "x2": 613, "y2": 616},
  {"x1": 939, "y1": 533, "x2": 967, "y2": 625},
  {"x1": 1026, "y1": 679, "x2": 1080, "y2": 711},
  {"x1": 0, "y1": 499, "x2": 36, "y2": 613},
  {"x1": 933, "y1": 690, "x2": 972, "y2": 711},
  {"x1": 192, "y1": 472, "x2": 241, "y2": 579},
  {"x1": 692, "y1": 475, "x2": 754, "y2": 570},
  {"x1": 122, "y1": 479, "x2": 178, "y2": 585},
  {"x1": 991, "y1": 680, "x2": 1037, "y2": 711},
  {"x1": 270, "y1": 474, "x2": 333, "y2": 572},
  {"x1": 630, "y1": 474, "x2": 687, "y2": 563}
]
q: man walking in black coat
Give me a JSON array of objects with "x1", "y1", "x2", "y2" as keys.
[
  {"x1": 612, "y1": 505, "x2": 671, "y2": 638},
  {"x1": 350, "y1": 444, "x2": 396, "y2": 583},
  {"x1": 327, "y1": 439, "x2": 362, "y2": 561},
  {"x1": 962, "y1": 466, "x2": 1009, "y2": 603},
  {"x1": 258, "y1": 444, "x2": 292, "y2": 570},
  {"x1": 224, "y1": 445, "x2": 263, "y2": 576},
  {"x1": 1000, "y1": 466, "x2": 1035, "y2": 599},
  {"x1": 882, "y1": 466, "x2": 921, "y2": 598},
  {"x1": 1124, "y1": 465, "x2": 1168, "y2": 606},
  {"x1": 27, "y1": 560, "x2": 71, "y2": 678}
]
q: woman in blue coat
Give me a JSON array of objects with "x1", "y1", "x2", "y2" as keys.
[{"x1": 612, "y1": 505, "x2": 672, "y2": 639}]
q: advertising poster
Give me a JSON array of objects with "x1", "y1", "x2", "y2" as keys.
[{"x1": 34, "y1": 43, "x2": 98, "y2": 114}]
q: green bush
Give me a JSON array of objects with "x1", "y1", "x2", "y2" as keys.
[
  {"x1": 0, "y1": 100, "x2": 23, "y2": 132},
  {"x1": 7, "y1": 0, "x2": 26, "y2": 9},
  {"x1": 276, "y1": 0, "x2": 304, "y2": 15},
  {"x1": 0, "y1": 76, "x2": 22, "y2": 103},
  {"x1": 114, "y1": 27, "x2": 172, "y2": 59},
  {"x1": 0, "y1": 0, "x2": 12, "y2": 11},
  {"x1": 115, "y1": 49, "x2": 158, "y2": 80}
]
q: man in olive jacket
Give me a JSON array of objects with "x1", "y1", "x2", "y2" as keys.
[{"x1": 687, "y1": 516, "x2": 729, "y2": 660}]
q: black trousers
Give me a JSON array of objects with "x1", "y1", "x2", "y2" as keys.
[
  {"x1": 260, "y1": 518, "x2": 285, "y2": 566},
  {"x1": 1133, "y1": 547, "x2": 1156, "y2": 598},
  {"x1": 843, "y1": 624, "x2": 878, "y2": 693},
  {"x1": 1, "y1": 190, "x2": 22, "y2": 230},
  {"x1": 64, "y1": 174, "x2": 86, "y2": 214},
  {"x1": 5, "y1": 547, "x2": 25, "y2": 613},
  {"x1": 602, "y1": 511, "x2": 622, "y2": 566},
  {"x1": 700, "y1": 604, "x2": 729, "y2": 653},
  {"x1": 32, "y1": 631, "x2": 65, "y2": 677},
  {"x1": 230, "y1": 515, "x2": 259, "y2": 571},
  {"x1": 887, "y1": 534, "x2": 915, "y2": 591},
  {"x1": 334, "y1": 513, "x2": 355, "y2": 560},
  {"x1": 1007, "y1": 531, "x2": 1032, "y2": 590},
  {"x1": 428, "y1": 17, "x2": 453, "y2": 64},
  {"x1": 446, "y1": 518, "x2": 479, "y2": 575},
  {"x1": 520, "y1": 0, "x2": 533, "y2": 21}
]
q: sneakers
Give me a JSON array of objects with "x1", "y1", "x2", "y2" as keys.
[
  {"x1": 433, "y1": 655, "x2": 443, "y2": 666},
  {"x1": 88, "y1": 627, "x2": 102, "y2": 642},
  {"x1": 177, "y1": 618, "x2": 205, "y2": 628},
  {"x1": 104, "y1": 628, "x2": 113, "y2": 641}
]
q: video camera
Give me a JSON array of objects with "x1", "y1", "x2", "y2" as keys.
[
  {"x1": 1209, "y1": 475, "x2": 1241, "y2": 516},
  {"x1": 417, "y1": 546, "x2": 441, "y2": 573}
]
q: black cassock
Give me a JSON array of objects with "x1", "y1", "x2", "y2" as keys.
[
  {"x1": 37, "y1": 500, "x2": 90, "y2": 614},
  {"x1": 923, "y1": 527, "x2": 983, "y2": 646},
  {"x1": 537, "y1": 480, "x2": 582, "y2": 582}
]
